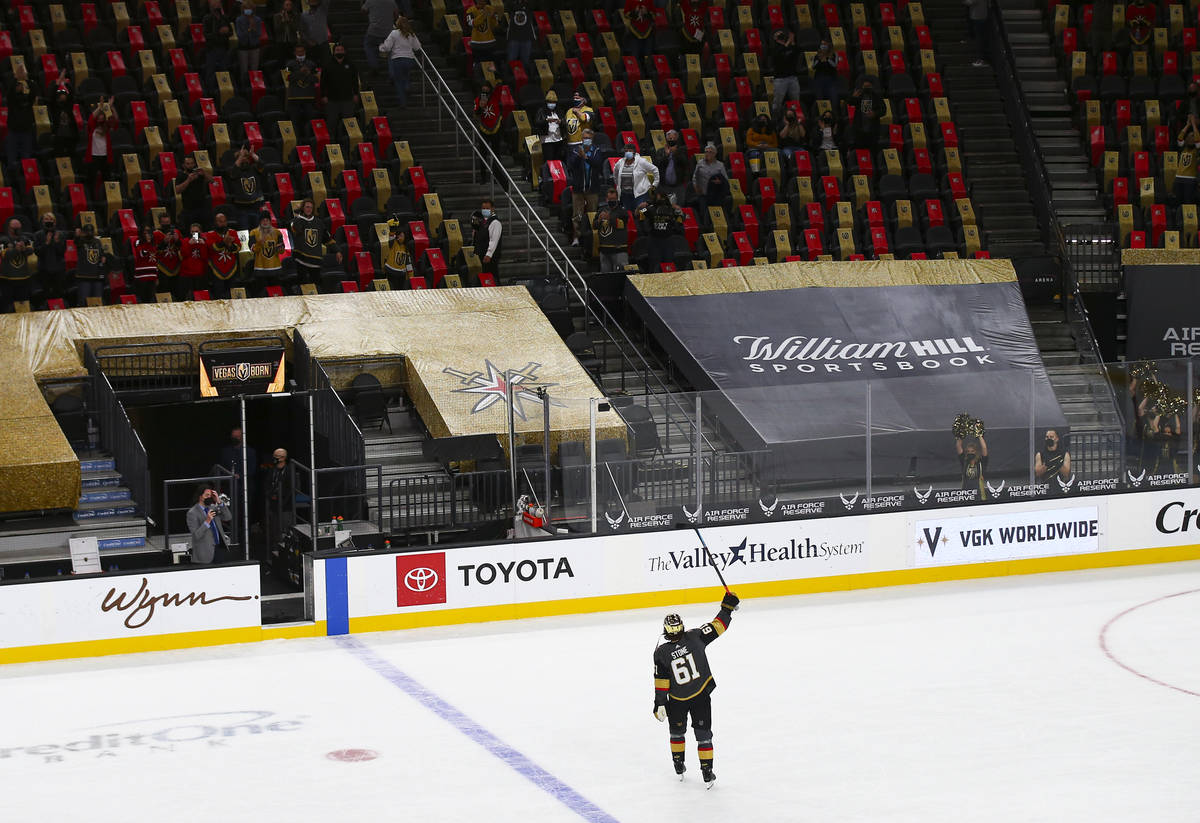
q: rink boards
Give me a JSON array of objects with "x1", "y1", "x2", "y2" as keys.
[{"x1": 4, "y1": 489, "x2": 1200, "y2": 663}]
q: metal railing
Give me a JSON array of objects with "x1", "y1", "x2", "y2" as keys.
[
  {"x1": 311, "y1": 358, "x2": 366, "y2": 479},
  {"x1": 1061, "y1": 224, "x2": 1121, "y2": 290},
  {"x1": 161, "y1": 469, "x2": 239, "y2": 557},
  {"x1": 411, "y1": 48, "x2": 716, "y2": 456},
  {"x1": 92, "y1": 342, "x2": 194, "y2": 397},
  {"x1": 84, "y1": 346, "x2": 151, "y2": 519}
]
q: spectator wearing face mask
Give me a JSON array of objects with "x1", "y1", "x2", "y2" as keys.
[
  {"x1": 593, "y1": 188, "x2": 631, "y2": 272},
  {"x1": 273, "y1": 0, "x2": 302, "y2": 64},
  {"x1": 564, "y1": 93, "x2": 595, "y2": 149},
  {"x1": 812, "y1": 110, "x2": 841, "y2": 152},
  {"x1": 744, "y1": 114, "x2": 779, "y2": 173},
  {"x1": 565, "y1": 129, "x2": 608, "y2": 245},
  {"x1": 131, "y1": 225, "x2": 160, "y2": 304},
  {"x1": 612, "y1": 143, "x2": 659, "y2": 212},
  {"x1": 810, "y1": 39, "x2": 840, "y2": 112},
  {"x1": 535, "y1": 91, "x2": 564, "y2": 163},
  {"x1": 301, "y1": 0, "x2": 332, "y2": 63},
  {"x1": 0, "y1": 218, "x2": 34, "y2": 312},
  {"x1": 624, "y1": 0, "x2": 656, "y2": 71},
  {"x1": 770, "y1": 26, "x2": 803, "y2": 120},
  {"x1": 322, "y1": 42, "x2": 360, "y2": 140},
  {"x1": 473, "y1": 200, "x2": 503, "y2": 280},
  {"x1": 654, "y1": 129, "x2": 692, "y2": 206},
  {"x1": 285, "y1": 43, "x2": 321, "y2": 135},
  {"x1": 850, "y1": 78, "x2": 883, "y2": 151},
  {"x1": 466, "y1": 2, "x2": 501, "y2": 64},
  {"x1": 235, "y1": 2, "x2": 264, "y2": 83},
  {"x1": 506, "y1": 0, "x2": 536, "y2": 73},
  {"x1": 475, "y1": 83, "x2": 506, "y2": 185},
  {"x1": 691, "y1": 142, "x2": 727, "y2": 216},
  {"x1": 73, "y1": 223, "x2": 108, "y2": 307},
  {"x1": 777, "y1": 110, "x2": 806, "y2": 161},
  {"x1": 34, "y1": 213, "x2": 69, "y2": 303}
]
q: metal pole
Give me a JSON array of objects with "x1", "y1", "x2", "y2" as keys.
[
  {"x1": 589, "y1": 398, "x2": 598, "y2": 533},
  {"x1": 240, "y1": 394, "x2": 249, "y2": 560},
  {"x1": 507, "y1": 370, "x2": 518, "y2": 532},
  {"x1": 309, "y1": 391, "x2": 318, "y2": 549},
  {"x1": 540, "y1": 388, "x2": 552, "y2": 526},
  {"x1": 865, "y1": 382, "x2": 872, "y2": 500},
  {"x1": 694, "y1": 394, "x2": 703, "y2": 522},
  {"x1": 1029, "y1": 370, "x2": 1037, "y2": 487}
]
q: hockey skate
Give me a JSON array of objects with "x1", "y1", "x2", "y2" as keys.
[
  {"x1": 674, "y1": 761, "x2": 687, "y2": 781},
  {"x1": 701, "y1": 767, "x2": 716, "y2": 789}
]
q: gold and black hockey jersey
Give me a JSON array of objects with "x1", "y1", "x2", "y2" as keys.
[{"x1": 652, "y1": 603, "x2": 733, "y2": 704}]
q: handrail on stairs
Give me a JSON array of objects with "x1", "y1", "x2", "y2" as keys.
[{"x1": 410, "y1": 47, "x2": 718, "y2": 455}]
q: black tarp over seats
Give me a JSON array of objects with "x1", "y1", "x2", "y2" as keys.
[{"x1": 626, "y1": 261, "x2": 1067, "y2": 484}]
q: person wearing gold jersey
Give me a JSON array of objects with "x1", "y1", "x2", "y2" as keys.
[
  {"x1": 249, "y1": 211, "x2": 285, "y2": 295},
  {"x1": 1176, "y1": 117, "x2": 1200, "y2": 207},
  {"x1": 382, "y1": 220, "x2": 414, "y2": 288}
]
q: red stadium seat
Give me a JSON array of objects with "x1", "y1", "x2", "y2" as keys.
[
  {"x1": 341, "y1": 280, "x2": 360, "y2": 293},
  {"x1": 311, "y1": 120, "x2": 331, "y2": 157},
  {"x1": 47, "y1": 297, "x2": 67, "y2": 310},
  {"x1": 408, "y1": 220, "x2": 429, "y2": 257},
  {"x1": 193, "y1": 290, "x2": 211, "y2": 301},
  {"x1": 477, "y1": 272, "x2": 497, "y2": 287},
  {"x1": 409, "y1": 166, "x2": 429, "y2": 201},
  {"x1": 738, "y1": 204, "x2": 760, "y2": 248},
  {"x1": 408, "y1": 275, "x2": 427, "y2": 290},
  {"x1": 372, "y1": 116, "x2": 392, "y2": 157},
  {"x1": 424, "y1": 248, "x2": 447, "y2": 287},
  {"x1": 266, "y1": 285, "x2": 285, "y2": 297},
  {"x1": 358, "y1": 143, "x2": 377, "y2": 178},
  {"x1": 545, "y1": 160, "x2": 568, "y2": 203}
]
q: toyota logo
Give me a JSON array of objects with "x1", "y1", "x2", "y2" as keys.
[{"x1": 404, "y1": 567, "x2": 439, "y2": 592}]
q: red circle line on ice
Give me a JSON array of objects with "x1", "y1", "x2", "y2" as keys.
[
  {"x1": 1098, "y1": 588, "x2": 1200, "y2": 699},
  {"x1": 326, "y1": 749, "x2": 380, "y2": 762}
]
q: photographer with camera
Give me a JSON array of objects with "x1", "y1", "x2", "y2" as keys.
[
  {"x1": 188, "y1": 486, "x2": 233, "y2": 565},
  {"x1": 84, "y1": 97, "x2": 119, "y2": 200}
]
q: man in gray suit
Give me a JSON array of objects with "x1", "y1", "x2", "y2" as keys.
[{"x1": 187, "y1": 486, "x2": 233, "y2": 564}]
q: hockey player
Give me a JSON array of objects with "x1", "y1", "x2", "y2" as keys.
[{"x1": 652, "y1": 591, "x2": 739, "y2": 787}]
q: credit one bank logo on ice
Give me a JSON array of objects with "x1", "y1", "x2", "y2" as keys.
[
  {"x1": 0, "y1": 711, "x2": 304, "y2": 766},
  {"x1": 913, "y1": 506, "x2": 1100, "y2": 567}
]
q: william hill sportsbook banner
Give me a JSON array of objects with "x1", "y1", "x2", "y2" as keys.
[
  {"x1": 1125, "y1": 264, "x2": 1200, "y2": 360},
  {"x1": 629, "y1": 281, "x2": 1065, "y2": 482},
  {"x1": 199, "y1": 347, "x2": 286, "y2": 397}
]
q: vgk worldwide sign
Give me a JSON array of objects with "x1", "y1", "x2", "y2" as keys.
[{"x1": 199, "y1": 346, "x2": 286, "y2": 397}]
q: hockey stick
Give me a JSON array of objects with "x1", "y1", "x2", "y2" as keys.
[{"x1": 694, "y1": 528, "x2": 730, "y2": 593}]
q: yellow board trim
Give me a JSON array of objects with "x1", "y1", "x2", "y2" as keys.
[
  {"x1": 0, "y1": 621, "x2": 327, "y2": 665},
  {"x1": 346, "y1": 544, "x2": 1200, "y2": 634}
]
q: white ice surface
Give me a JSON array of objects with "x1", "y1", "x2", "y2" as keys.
[{"x1": 2, "y1": 561, "x2": 1199, "y2": 822}]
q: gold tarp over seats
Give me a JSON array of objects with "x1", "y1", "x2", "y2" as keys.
[
  {"x1": 1121, "y1": 249, "x2": 1200, "y2": 266},
  {"x1": 627, "y1": 258, "x2": 1017, "y2": 298},
  {"x1": 0, "y1": 289, "x2": 623, "y2": 513}
]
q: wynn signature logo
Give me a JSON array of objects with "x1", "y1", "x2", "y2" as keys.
[{"x1": 101, "y1": 577, "x2": 256, "y2": 630}]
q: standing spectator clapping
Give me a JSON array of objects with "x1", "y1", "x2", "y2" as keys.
[
  {"x1": 505, "y1": 0, "x2": 536, "y2": 73},
  {"x1": 322, "y1": 42, "x2": 360, "y2": 141},
  {"x1": 272, "y1": 0, "x2": 302, "y2": 64},
  {"x1": 35, "y1": 213, "x2": 69, "y2": 304},
  {"x1": 285, "y1": 44, "x2": 321, "y2": 138},
  {"x1": 301, "y1": 0, "x2": 332, "y2": 64},
  {"x1": 612, "y1": 143, "x2": 658, "y2": 212},
  {"x1": 235, "y1": 2, "x2": 264, "y2": 86}
]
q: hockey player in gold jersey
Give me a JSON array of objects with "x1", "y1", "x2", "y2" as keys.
[{"x1": 652, "y1": 591, "x2": 739, "y2": 787}]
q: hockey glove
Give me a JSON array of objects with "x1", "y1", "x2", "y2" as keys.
[
  {"x1": 721, "y1": 591, "x2": 740, "y2": 611},
  {"x1": 654, "y1": 706, "x2": 667, "y2": 722}
]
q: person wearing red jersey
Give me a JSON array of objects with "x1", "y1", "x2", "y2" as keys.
[
  {"x1": 206, "y1": 212, "x2": 242, "y2": 298},
  {"x1": 131, "y1": 224, "x2": 159, "y2": 303},
  {"x1": 178, "y1": 222, "x2": 210, "y2": 300},
  {"x1": 153, "y1": 215, "x2": 182, "y2": 297},
  {"x1": 624, "y1": 0, "x2": 655, "y2": 70}
]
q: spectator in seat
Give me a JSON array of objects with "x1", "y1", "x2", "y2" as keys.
[
  {"x1": 654, "y1": 129, "x2": 692, "y2": 206},
  {"x1": 777, "y1": 109, "x2": 806, "y2": 161},
  {"x1": 1175, "y1": 117, "x2": 1200, "y2": 207},
  {"x1": 206, "y1": 212, "x2": 242, "y2": 297},
  {"x1": 535, "y1": 91, "x2": 565, "y2": 163},
  {"x1": 850, "y1": 78, "x2": 883, "y2": 151},
  {"x1": 362, "y1": 0, "x2": 398, "y2": 77},
  {"x1": 289, "y1": 199, "x2": 333, "y2": 284},
  {"x1": 565, "y1": 128, "x2": 607, "y2": 245},
  {"x1": 638, "y1": 188, "x2": 683, "y2": 272},
  {"x1": 812, "y1": 109, "x2": 842, "y2": 152},
  {"x1": 810, "y1": 39, "x2": 840, "y2": 113},
  {"x1": 612, "y1": 143, "x2": 659, "y2": 212},
  {"x1": 1034, "y1": 429, "x2": 1071, "y2": 486},
  {"x1": 35, "y1": 213, "x2": 69, "y2": 304},
  {"x1": 564, "y1": 92, "x2": 595, "y2": 151},
  {"x1": 6, "y1": 65, "x2": 36, "y2": 180},
  {"x1": 691, "y1": 142, "x2": 726, "y2": 214},
  {"x1": 249, "y1": 211, "x2": 285, "y2": 294},
  {"x1": 466, "y1": 2, "x2": 501, "y2": 64},
  {"x1": 273, "y1": 0, "x2": 302, "y2": 65},
  {"x1": 770, "y1": 26, "x2": 803, "y2": 120},
  {"x1": 322, "y1": 42, "x2": 360, "y2": 140},
  {"x1": 624, "y1": 0, "x2": 655, "y2": 71},
  {"x1": 0, "y1": 220, "x2": 34, "y2": 312},
  {"x1": 379, "y1": 14, "x2": 421, "y2": 109},
  {"x1": 153, "y1": 214, "x2": 182, "y2": 295},
  {"x1": 174, "y1": 154, "x2": 214, "y2": 231},
  {"x1": 381, "y1": 219, "x2": 414, "y2": 287},
  {"x1": 235, "y1": 2, "x2": 265, "y2": 84},
  {"x1": 593, "y1": 188, "x2": 631, "y2": 272},
  {"x1": 745, "y1": 114, "x2": 779, "y2": 173},
  {"x1": 49, "y1": 79, "x2": 79, "y2": 158},
  {"x1": 285, "y1": 43, "x2": 321, "y2": 135},
  {"x1": 178, "y1": 222, "x2": 210, "y2": 300},
  {"x1": 73, "y1": 223, "x2": 108, "y2": 306},
  {"x1": 131, "y1": 224, "x2": 160, "y2": 303},
  {"x1": 227, "y1": 146, "x2": 267, "y2": 229},
  {"x1": 957, "y1": 434, "x2": 989, "y2": 500},
  {"x1": 505, "y1": 0, "x2": 537, "y2": 74},
  {"x1": 203, "y1": 0, "x2": 234, "y2": 84},
  {"x1": 84, "y1": 97, "x2": 119, "y2": 200},
  {"x1": 473, "y1": 200, "x2": 503, "y2": 280},
  {"x1": 301, "y1": 0, "x2": 332, "y2": 64}
]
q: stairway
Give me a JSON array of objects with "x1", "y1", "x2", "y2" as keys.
[
  {"x1": 923, "y1": 0, "x2": 1053, "y2": 260},
  {"x1": 1028, "y1": 306, "x2": 1120, "y2": 432},
  {"x1": 997, "y1": 1, "x2": 1106, "y2": 226}
]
